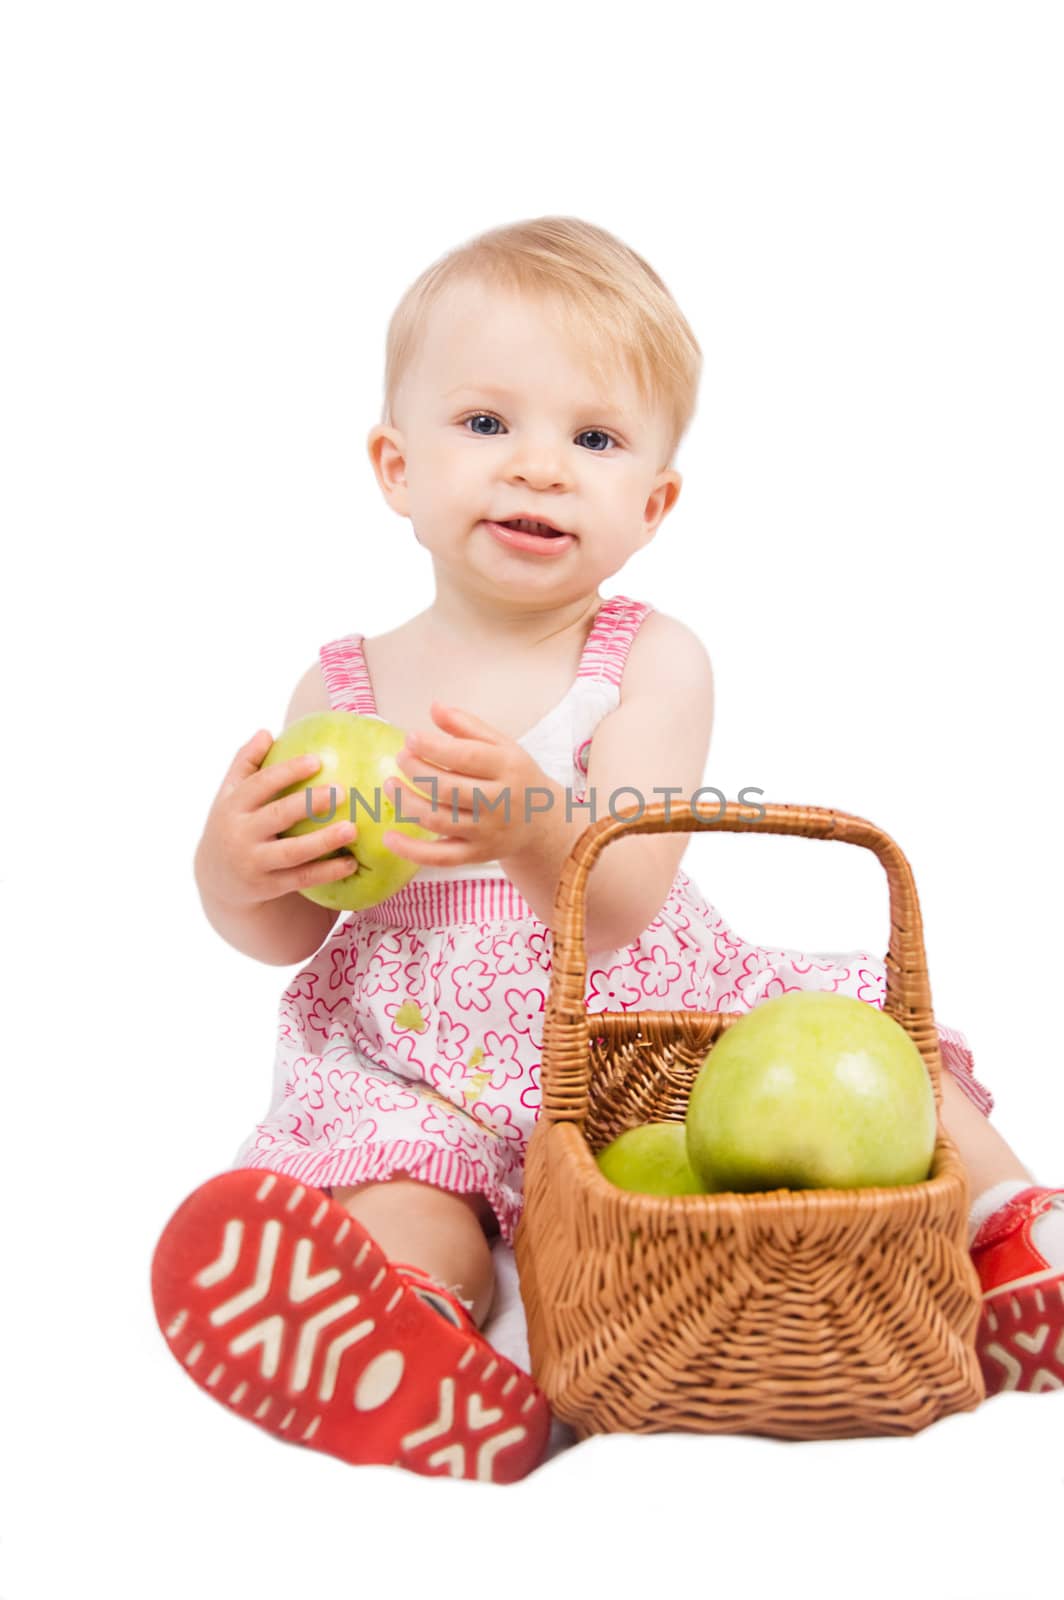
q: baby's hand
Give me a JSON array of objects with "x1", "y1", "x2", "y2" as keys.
[
  {"x1": 195, "y1": 729, "x2": 362, "y2": 908},
  {"x1": 382, "y1": 703, "x2": 552, "y2": 869}
]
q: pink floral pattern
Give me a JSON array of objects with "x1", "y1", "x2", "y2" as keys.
[{"x1": 233, "y1": 596, "x2": 994, "y2": 1246}]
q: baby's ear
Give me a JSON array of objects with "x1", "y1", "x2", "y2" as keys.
[
  {"x1": 367, "y1": 423, "x2": 410, "y2": 513},
  {"x1": 643, "y1": 470, "x2": 682, "y2": 537},
  {"x1": 659, "y1": 469, "x2": 683, "y2": 511}
]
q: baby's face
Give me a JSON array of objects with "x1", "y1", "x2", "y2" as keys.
[{"x1": 368, "y1": 280, "x2": 681, "y2": 602}]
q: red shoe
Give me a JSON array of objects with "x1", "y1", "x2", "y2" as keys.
[
  {"x1": 151, "y1": 1169, "x2": 551, "y2": 1483},
  {"x1": 972, "y1": 1186, "x2": 1064, "y2": 1395}
]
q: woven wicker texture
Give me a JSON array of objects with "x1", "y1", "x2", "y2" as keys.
[{"x1": 514, "y1": 801, "x2": 985, "y2": 1439}]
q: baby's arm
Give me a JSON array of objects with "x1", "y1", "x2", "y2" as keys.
[
  {"x1": 193, "y1": 663, "x2": 348, "y2": 965},
  {"x1": 505, "y1": 612, "x2": 715, "y2": 951}
]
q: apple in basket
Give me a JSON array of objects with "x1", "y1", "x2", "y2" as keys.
[
  {"x1": 595, "y1": 1122, "x2": 711, "y2": 1196},
  {"x1": 261, "y1": 711, "x2": 437, "y2": 911},
  {"x1": 685, "y1": 992, "x2": 937, "y2": 1192}
]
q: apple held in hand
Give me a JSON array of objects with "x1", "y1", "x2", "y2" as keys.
[
  {"x1": 685, "y1": 992, "x2": 937, "y2": 1193},
  {"x1": 596, "y1": 1121, "x2": 711, "y2": 1196},
  {"x1": 262, "y1": 711, "x2": 437, "y2": 911}
]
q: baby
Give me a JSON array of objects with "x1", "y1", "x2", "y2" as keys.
[{"x1": 153, "y1": 216, "x2": 1064, "y2": 1485}]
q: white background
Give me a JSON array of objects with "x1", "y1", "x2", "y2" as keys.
[{"x1": 2, "y1": 3, "x2": 1062, "y2": 1597}]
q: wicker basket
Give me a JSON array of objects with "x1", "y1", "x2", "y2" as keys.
[{"x1": 514, "y1": 800, "x2": 985, "y2": 1440}]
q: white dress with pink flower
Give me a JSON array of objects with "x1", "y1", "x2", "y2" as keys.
[{"x1": 231, "y1": 594, "x2": 992, "y2": 1245}]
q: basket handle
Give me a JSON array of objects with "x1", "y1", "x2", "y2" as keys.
[{"x1": 540, "y1": 799, "x2": 942, "y2": 1124}]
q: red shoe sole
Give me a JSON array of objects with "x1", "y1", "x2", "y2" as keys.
[
  {"x1": 977, "y1": 1270, "x2": 1064, "y2": 1395},
  {"x1": 151, "y1": 1169, "x2": 551, "y2": 1483}
]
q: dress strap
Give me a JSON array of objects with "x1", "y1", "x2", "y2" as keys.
[
  {"x1": 320, "y1": 599, "x2": 653, "y2": 717},
  {"x1": 576, "y1": 595, "x2": 655, "y2": 687},
  {"x1": 319, "y1": 633, "x2": 378, "y2": 716}
]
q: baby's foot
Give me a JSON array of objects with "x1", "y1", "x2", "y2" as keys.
[
  {"x1": 971, "y1": 1185, "x2": 1064, "y2": 1395},
  {"x1": 151, "y1": 1169, "x2": 551, "y2": 1483}
]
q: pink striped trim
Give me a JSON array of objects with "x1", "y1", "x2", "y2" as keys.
[
  {"x1": 235, "y1": 1142, "x2": 522, "y2": 1245},
  {"x1": 937, "y1": 1022, "x2": 993, "y2": 1116},
  {"x1": 360, "y1": 873, "x2": 538, "y2": 929},
  {"x1": 576, "y1": 595, "x2": 655, "y2": 688},
  {"x1": 320, "y1": 633, "x2": 377, "y2": 715}
]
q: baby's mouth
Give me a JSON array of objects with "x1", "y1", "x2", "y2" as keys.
[
  {"x1": 484, "y1": 518, "x2": 576, "y2": 555},
  {"x1": 497, "y1": 517, "x2": 569, "y2": 539}
]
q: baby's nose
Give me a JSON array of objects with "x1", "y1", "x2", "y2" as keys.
[{"x1": 507, "y1": 449, "x2": 570, "y2": 489}]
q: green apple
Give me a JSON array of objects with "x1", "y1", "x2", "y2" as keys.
[
  {"x1": 685, "y1": 992, "x2": 936, "y2": 1192},
  {"x1": 262, "y1": 711, "x2": 437, "y2": 911},
  {"x1": 596, "y1": 1121, "x2": 712, "y2": 1196}
]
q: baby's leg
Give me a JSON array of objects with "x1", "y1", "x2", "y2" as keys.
[
  {"x1": 332, "y1": 1177, "x2": 497, "y2": 1327},
  {"x1": 939, "y1": 1071, "x2": 1032, "y2": 1200}
]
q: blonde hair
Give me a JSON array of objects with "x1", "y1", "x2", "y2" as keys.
[{"x1": 381, "y1": 215, "x2": 702, "y2": 467}]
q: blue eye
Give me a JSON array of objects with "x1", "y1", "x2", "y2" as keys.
[
  {"x1": 461, "y1": 413, "x2": 618, "y2": 450},
  {"x1": 465, "y1": 413, "x2": 503, "y2": 436}
]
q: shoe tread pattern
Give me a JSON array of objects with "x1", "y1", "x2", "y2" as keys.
[
  {"x1": 152, "y1": 1170, "x2": 550, "y2": 1482},
  {"x1": 977, "y1": 1274, "x2": 1064, "y2": 1394}
]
